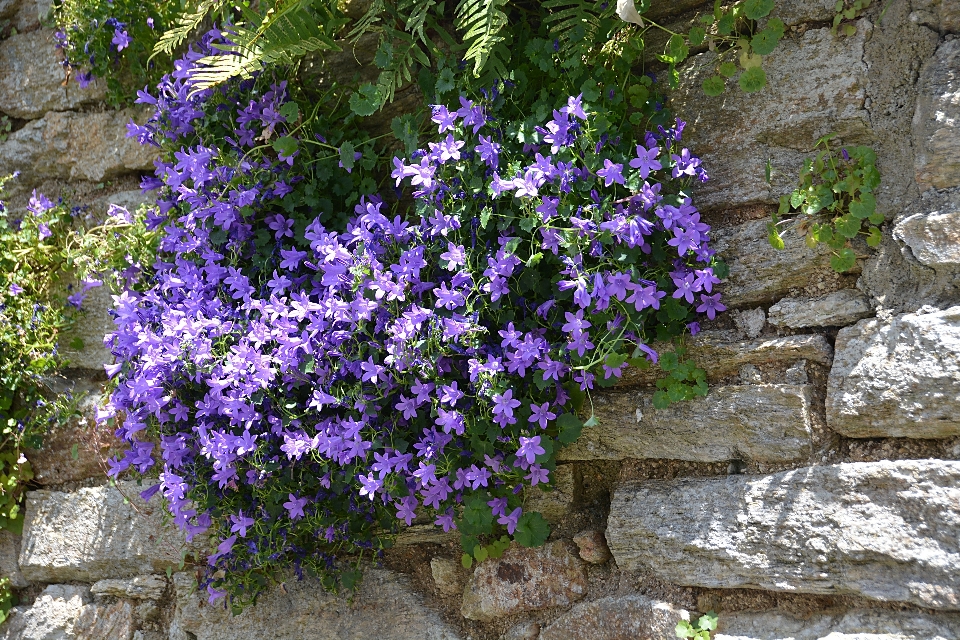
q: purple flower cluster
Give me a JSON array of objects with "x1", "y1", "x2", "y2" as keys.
[{"x1": 103, "y1": 42, "x2": 725, "y2": 601}]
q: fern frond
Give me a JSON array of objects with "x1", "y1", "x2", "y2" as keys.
[
  {"x1": 348, "y1": 0, "x2": 387, "y2": 42},
  {"x1": 187, "y1": 1, "x2": 341, "y2": 94},
  {"x1": 152, "y1": 0, "x2": 227, "y2": 59},
  {"x1": 399, "y1": 0, "x2": 439, "y2": 45},
  {"x1": 542, "y1": 0, "x2": 615, "y2": 58},
  {"x1": 455, "y1": 0, "x2": 510, "y2": 77}
]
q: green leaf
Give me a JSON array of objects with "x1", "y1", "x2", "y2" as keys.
[
  {"x1": 70, "y1": 444, "x2": 79, "y2": 460},
  {"x1": 514, "y1": 512, "x2": 550, "y2": 547},
  {"x1": 834, "y1": 214, "x2": 861, "y2": 239},
  {"x1": 666, "y1": 34, "x2": 689, "y2": 64},
  {"x1": 556, "y1": 413, "x2": 584, "y2": 444},
  {"x1": 473, "y1": 545, "x2": 488, "y2": 562},
  {"x1": 272, "y1": 136, "x2": 298, "y2": 157},
  {"x1": 676, "y1": 620, "x2": 696, "y2": 638},
  {"x1": 339, "y1": 141, "x2": 357, "y2": 172},
  {"x1": 698, "y1": 611, "x2": 719, "y2": 631},
  {"x1": 279, "y1": 101, "x2": 299, "y2": 123},
  {"x1": 830, "y1": 247, "x2": 857, "y2": 272},
  {"x1": 702, "y1": 75, "x2": 725, "y2": 96},
  {"x1": 718, "y1": 61, "x2": 738, "y2": 77},
  {"x1": 767, "y1": 224, "x2": 785, "y2": 250},
  {"x1": 849, "y1": 192, "x2": 876, "y2": 219},
  {"x1": 435, "y1": 67, "x2": 456, "y2": 94},
  {"x1": 751, "y1": 27, "x2": 782, "y2": 55},
  {"x1": 69, "y1": 337, "x2": 85, "y2": 350},
  {"x1": 742, "y1": 0, "x2": 775, "y2": 19},
  {"x1": 738, "y1": 66, "x2": 767, "y2": 92},
  {"x1": 374, "y1": 40, "x2": 393, "y2": 69},
  {"x1": 717, "y1": 12, "x2": 735, "y2": 35},
  {"x1": 391, "y1": 115, "x2": 420, "y2": 157},
  {"x1": 583, "y1": 414, "x2": 599, "y2": 427},
  {"x1": 866, "y1": 226, "x2": 883, "y2": 247},
  {"x1": 688, "y1": 26, "x2": 706, "y2": 46},
  {"x1": 349, "y1": 83, "x2": 382, "y2": 117}
]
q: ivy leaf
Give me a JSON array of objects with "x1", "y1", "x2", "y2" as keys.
[
  {"x1": 272, "y1": 136, "x2": 298, "y2": 157},
  {"x1": 834, "y1": 214, "x2": 861, "y2": 239},
  {"x1": 279, "y1": 101, "x2": 300, "y2": 123},
  {"x1": 514, "y1": 512, "x2": 550, "y2": 547},
  {"x1": 738, "y1": 66, "x2": 767, "y2": 92},
  {"x1": 718, "y1": 61, "x2": 738, "y2": 77},
  {"x1": 339, "y1": 141, "x2": 357, "y2": 173},
  {"x1": 556, "y1": 413, "x2": 583, "y2": 444},
  {"x1": 688, "y1": 26, "x2": 706, "y2": 46},
  {"x1": 751, "y1": 27, "x2": 782, "y2": 55},
  {"x1": 702, "y1": 75, "x2": 725, "y2": 96},
  {"x1": 831, "y1": 247, "x2": 857, "y2": 272},
  {"x1": 743, "y1": 0, "x2": 775, "y2": 19},
  {"x1": 349, "y1": 83, "x2": 382, "y2": 117},
  {"x1": 435, "y1": 67, "x2": 456, "y2": 94},
  {"x1": 767, "y1": 224, "x2": 785, "y2": 250}
]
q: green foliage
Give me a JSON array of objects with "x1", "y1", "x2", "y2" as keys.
[
  {"x1": 676, "y1": 611, "x2": 719, "y2": 639},
  {"x1": 0, "y1": 116, "x2": 10, "y2": 143},
  {"x1": 0, "y1": 577, "x2": 15, "y2": 625},
  {"x1": 54, "y1": 0, "x2": 185, "y2": 106},
  {"x1": 768, "y1": 135, "x2": 882, "y2": 272},
  {"x1": 832, "y1": 0, "x2": 872, "y2": 36},
  {"x1": 652, "y1": 347, "x2": 708, "y2": 409},
  {"x1": 0, "y1": 174, "x2": 156, "y2": 534},
  {"x1": 456, "y1": 0, "x2": 510, "y2": 78}
]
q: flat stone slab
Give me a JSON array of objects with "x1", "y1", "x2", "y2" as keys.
[
  {"x1": 559, "y1": 384, "x2": 813, "y2": 464},
  {"x1": 711, "y1": 218, "x2": 840, "y2": 308},
  {"x1": 619, "y1": 331, "x2": 833, "y2": 387},
  {"x1": 0, "y1": 585, "x2": 90, "y2": 640},
  {"x1": 914, "y1": 39, "x2": 960, "y2": 191},
  {"x1": 715, "y1": 607, "x2": 960, "y2": 640},
  {"x1": 826, "y1": 306, "x2": 960, "y2": 438},
  {"x1": 461, "y1": 541, "x2": 587, "y2": 622},
  {"x1": 0, "y1": 530, "x2": 27, "y2": 588},
  {"x1": 607, "y1": 460, "x2": 960, "y2": 610},
  {"x1": 894, "y1": 191, "x2": 960, "y2": 268},
  {"x1": 767, "y1": 290, "x2": 873, "y2": 329},
  {"x1": 0, "y1": 109, "x2": 157, "y2": 189},
  {"x1": 19, "y1": 482, "x2": 189, "y2": 583},
  {"x1": 170, "y1": 569, "x2": 463, "y2": 640},
  {"x1": 538, "y1": 595, "x2": 689, "y2": 640},
  {"x1": 0, "y1": 29, "x2": 106, "y2": 118}
]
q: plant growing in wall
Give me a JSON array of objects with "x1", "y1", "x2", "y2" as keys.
[{"x1": 767, "y1": 134, "x2": 882, "y2": 272}]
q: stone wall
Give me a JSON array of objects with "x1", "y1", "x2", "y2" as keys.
[{"x1": 2, "y1": 1, "x2": 960, "y2": 639}]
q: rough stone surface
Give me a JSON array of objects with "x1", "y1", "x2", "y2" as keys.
[
  {"x1": 731, "y1": 308, "x2": 766, "y2": 339},
  {"x1": 607, "y1": 460, "x2": 960, "y2": 610},
  {"x1": 19, "y1": 482, "x2": 189, "y2": 583},
  {"x1": 461, "y1": 541, "x2": 588, "y2": 622},
  {"x1": 0, "y1": 109, "x2": 157, "y2": 188},
  {"x1": 572, "y1": 529, "x2": 611, "y2": 564},
  {"x1": 914, "y1": 39, "x2": 960, "y2": 191},
  {"x1": 0, "y1": 30, "x2": 106, "y2": 119},
  {"x1": 72, "y1": 600, "x2": 134, "y2": 640},
  {"x1": 619, "y1": 331, "x2": 833, "y2": 387},
  {"x1": 0, "y1": 585, "x2": 90, "y2": 640},
  {"x1": 90, "y1": 575, "x2": 167, "y2": 601},
  {"x1": 559, "y1": 384, "x2": 813, "y2": 463},
  {"x1": 24, "y1": 376, "x2": 120, "y2": 485},
  {"x1": 11, "y1": 0, "x2": 51, "y2": 32},
  {"x1": 394, "y1": 523, "x2": 457, "y2": 546},
  {"x1": 0, "y1": 530, "x2": 28, "y2": 589},
  {"x1": 430, "y1": 557, "x2": 463, "y2": 597},
  {"x1": 60, "y1": 284, "x2": 116, "y2": 370},
  {"x1": 715, "y1": 607, "x2": 960, "y2": 640},
  {"x1": 502, "y1": 621, "x2": 540, "y2": 640},
  {"x1": 524, "y1": 464, "x2": 577, "y2": 522},
  {"x1": 895, "y1": 192, "x2": 960, "y2": 267},
  {"x1": 826, "y1": 307, "x2": 960, "y2": 438},
  {"x1": 767, "y1": 290, "x2": 873, "y2": 328},
  {"x1": 669, "y1": 25, "x2": 871, "y2": 212},
  {"x1": 538, "y1": 595, "x2": 689, "y2": 640},
  {"x1": 712, "y1": 218, "x2": 837, "y2": 307},
  {"x1": 169, "y1": 569, "x2": 463, "y2": 640}
]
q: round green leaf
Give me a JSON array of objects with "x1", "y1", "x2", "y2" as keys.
[
  {"x1": 688, "y1": 26, "x2": 707, "y2": 46},
  {"x1": 718, "y1": 61, "x2": 738, "y2": 77},
  {"x1": 743, "y1": 0, "x2": 775, "y2": 19},
  {"x1": 751, "y1": 27, "x2": 781, "y2": 55},
  {"x1": 830, "y1": 247, "x2": 857, "y2": 272},
  {"x1": 702, "y1": 75, "x2": 726, "y2": 96},
  {"x1": 738, "y1": 66, "x2": 767, "y2": 92}
]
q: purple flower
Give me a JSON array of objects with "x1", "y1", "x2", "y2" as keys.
[
  {"x1": 696, "y1": 293, "x2": 727, "y2": 320},
  {"x1": 629, "y1": 144, "x2": 662, "y2": 179},
  {"x1": 525, "y1": 465, "x2": 549, "y2": 486},
  {"x1": 37, "y1": 223, "x2": 52, "y2": 240},
  {"x1": 596, "y1": 159, "x2": 625, "y2": 186},
  {"x1": 516, "y1": 435, "x2": 545, "y2": 465},
  {"x1": 528, "y1": 403, "x2": 556, "y2": 429},
  {"x1": 283, "y1": 494, "x2": 308, "y2": 520},
  {"x1": 492, "y1": 389, "x2": 521, "y2": 427},
  {"x1": 498, "y1": 506, "x2": 522, "y2": 534},
  {"x1": 8, "y1": 283, "x2": 23, "y2": 296},
  {"x1": 395, "y1": 495, "x2": 418, "y2": 525},
  {"x1": 112, "y1": 28, "x2": 132, "y2": 52},
  {"x1": 230, "y1": 510, "x2": 255, "y2": 537}
]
